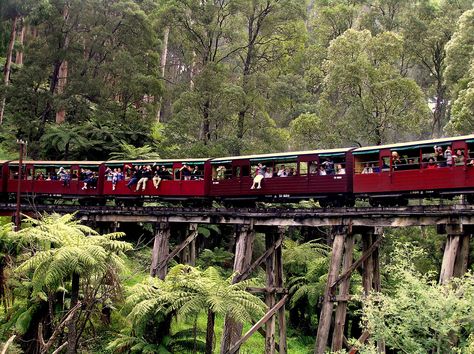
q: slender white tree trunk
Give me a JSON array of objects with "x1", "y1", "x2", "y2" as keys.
[
  {"x1": 15, "y1": 19, "x2": 26, "y2": 65},
  {"x1": 55, "y1": 4, "x2": 70, "y2": 124},
  {"x1": 156, "y1": 26, "x2": 170, "y2": 122},
  {"x1": 0, "y1": 16, "x2": 19, "y2": 124}
]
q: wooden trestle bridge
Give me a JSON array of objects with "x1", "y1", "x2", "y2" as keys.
[{"x1": 1, "y1": 202, "x2": 472, "y2": 354}]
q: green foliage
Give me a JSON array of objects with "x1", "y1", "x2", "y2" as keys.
[
  {"x1": 109, "y1": 142, "x2": 160, "y2": 160},
  {"x1": 16, "y1": 212, "x2": 132, "y2": 297},
  {"x1": 316, "y1": 29, "x2": 430, "y2": 146},
  {"x1": 361, "y1": 242, "x2": 474, "y2": 353}
]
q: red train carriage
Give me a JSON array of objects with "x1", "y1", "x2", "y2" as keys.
[
  {"x1": 103, "y1": 159, "x2": 212, "y2": 203},
  {"x1": 352, "y1": 134, "x2": 474, "y2": 205},
  {"x1": 209, "y1": 149, "x2": 354, "y2": 206},
  {"x1": 6, "y1": 161, "x2": 106, "y2": 202}
]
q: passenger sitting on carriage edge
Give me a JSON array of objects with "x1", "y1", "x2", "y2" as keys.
[
  {"x1": 112, "y1": 168, "x2": 123, "y2": 191},
  {"x1": 251, "y1": 163, "x2": 266, "y2": 189},
  {"x1": 136, "y1": 165, "x2": 151, "y2": 191},
  {"x1": 127, "y1": 166, "x2": 141, "y2": 190}
]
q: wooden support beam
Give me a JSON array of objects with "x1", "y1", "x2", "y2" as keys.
[
  {"x1": 235, "y1": 236, "x2": 283, "y2": 282},
  {"x1": 150, "y1": 222, "x2": 170, "y2": 279},
  {"x1": 220, "y1": 225, "x2": 255, "y2": 354},
  {"x1": 453, "y1": 234, "x2": 470, "y2": 278},
  {"x1": 275, "y1": 227, "x2": 287, "y2": 354},
  {"x1": 226, "y1": 295, "x2": 289, "y2": 354},
  {"x1": 153, "y1": 225, "x2": 199, "y2": 275},
  {"x1": 362, "y1": 233, "x2": 374, "y2": 295},
  {"x1": 265, "y1": 231, "x2": 276, "y2": 354},
  {"x1": 314, "y1": 227, "x2": 346, "y2": 354},
  {"x1": 330, "y1": 234, "x2": 383, "y2": 290},
  {"x1": 439, "y1": 235, "x2": 460, "y2": 284},
  {"x1": 332, "y1": 234, "x2": 354, "y2": 352}
]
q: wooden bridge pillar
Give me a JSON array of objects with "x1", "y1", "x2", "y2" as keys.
[
  {"x1": 220, "y1": 224, "x2": 255, "y2": 353},
  {"x1": 224, "y1": 226, "x2": 287, "y2": 354},
  {"x1": 180, "y1": 223, "x2": 198, "y2": 266},
  {"x1": 150, "y1": 222, "x2": 170, "y2": 279},
  {"x1": 315, "y1": 226, "x2": 384, "y2": 354},
  {"x1": 315, "y1": 225, "x2": 348, "y2": 354},
  {"x1": 331, "y1": 232, "x2": 354, "y2": 352},
  {"x1": 439, "y1": 223, "x2": 471, "y2": 284}
]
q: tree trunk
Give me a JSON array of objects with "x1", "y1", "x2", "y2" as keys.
[
  {"x1": 0, "y1": 15, "x2": 19, "y2": 124},
  {"x1": 67, "y1": 272, "x2": 80, "y2": 354},
  {"x1": 432, "y1": 79, "x2": 446, "y2": 138},
  {"x1": 15, "y1": 19, "x2": 26, "y2": 65},
  {"x1": 205, "y1": 309, "x2": 215, "y2": 354},
  {"x1": 156, "y1": 26, "x2": 170, "y2": 122},
  {"x1": 201, "y1": 98, "x2": 211, "y2": 144},
  {"x1": 55, "y1": 60, "x2": 68, "y2": 124}
]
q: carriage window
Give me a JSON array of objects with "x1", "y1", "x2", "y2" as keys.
[
  {"x1": 269, "y1": 160, "x2": 297, "y2": 177},
  {"x1": 9, "y1": 166, "x2": 26, "y2": 179},
  {"x1": 33, "y1": 167, "x2": 47, "y2": 180},
  {"x1": 391, "y1": 148, "x2": 420, "y2": 171},
  {"x1": 318, "y1": 155, "x2": 346, "y2": 175},
  {"x1": 308, "y1": 161, "x2": 318, "y2": 175},
  {"x1": 212, "y1": 163, "x2": 232, "y2": 180},
  {"x1": 354, "y1": 153, "x2": 379, "y2": 174},
  {"x1": 466, "y1": 142, "x2": 474, "y2": 166},
  {"x1": 234, "y1": 166, "x2": 241, "y2": 178},
  {"x1": 299, "y1": 162, "x2": 308, "y2": 176}
]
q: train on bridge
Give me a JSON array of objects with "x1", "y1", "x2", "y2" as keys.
[{"x1": 2, "y1": 134, "x2": 474, "y2": 207}]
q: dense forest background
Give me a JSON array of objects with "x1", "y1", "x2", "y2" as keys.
[
  {"x1": 1, "y1": 0, "x2": 474, "y2": 161},
  {"x1": 1, "y1": 1, "x2": 474, "y2": 354}
]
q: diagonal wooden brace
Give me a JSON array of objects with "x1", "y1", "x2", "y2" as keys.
[
  {"x1": 330, "y1": 235, "x2": 383, "y2": 291},
  {"x1": 235, "y1": 236, "x2": 283, "y2": 283},
  {"x1": 152, "y1": 227, "x2": 199, "y2": 274},
  {"x1": 226, "y1": 294, "x2": 289, "y2": 354}
]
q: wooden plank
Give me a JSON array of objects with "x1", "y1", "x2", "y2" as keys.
[
  {"x1": 332, "y1": 234, "x2": 354, "y2": 352},
  {"x1": 314, "y1": 230, "x2": 346, "y2": 354},
  {"x1": 330, "y1": 234, "x2": 383, "y2": 290},
  {"x1": 265, "y1": 231, "x2": 276, "y2": 354},
  {"x1": 227, "y1": 295, "x2": 289, "y2": 354}
]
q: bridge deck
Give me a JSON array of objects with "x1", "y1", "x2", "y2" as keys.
[{"x1": 1, "y1": 203, "x2": 473, "y2": 227}]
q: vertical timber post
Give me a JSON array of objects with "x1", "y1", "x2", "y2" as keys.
[
  {"x1": 331, "y1": 232, "x2": 354, "y2": 352},
  {"x1": 439, "y1": 223, "x2": 463, "y2": 285},
  {"x1": 188, "y1": 223, "x2": 197, "y2": 266},
  {"x1": 314, "y1": 225, "x2": 347, "y2": 354},
  {"x1": 150, "y1": 222, "x2": 170, "y2": 279},
  {"x1": 220, "y1": 223, "x2": 255, "y2": 354},
  {"x1": 453, "y1": 233, "x2": 470, "y2": 278},
  {"x1": 265, "y1": 229, "x2": 276, "y2": 354},
  {"x1": 276, "y1": 227, "x2": 287, "y2": 354}
]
